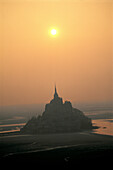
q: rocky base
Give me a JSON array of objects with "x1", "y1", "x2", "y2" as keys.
[{"x1": 21, "y1": 98, "x2": 92, "y2": 134}]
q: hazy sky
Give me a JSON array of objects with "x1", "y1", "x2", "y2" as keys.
[{"x1": 0, "y1": 0, "x2": 113, "y2": 106}]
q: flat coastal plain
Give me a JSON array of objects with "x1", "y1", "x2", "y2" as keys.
[{"x1": 0, "y1": 132, "x2": 113, "y2": 168}]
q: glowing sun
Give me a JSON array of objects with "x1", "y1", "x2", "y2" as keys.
[{"x1": 51, "y1": 29, "x2": 57, "y2": 35}]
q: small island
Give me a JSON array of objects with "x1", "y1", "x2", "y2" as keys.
[{"x1": 21, "y1": 86, "x2": 92, "y2": 134}]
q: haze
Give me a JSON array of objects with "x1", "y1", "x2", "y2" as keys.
[{"x1": 0, "y1": 0, "x2": 113, "y2": 106}]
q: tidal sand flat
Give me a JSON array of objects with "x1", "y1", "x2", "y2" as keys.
[{"x1": 0, "y1": 132, "x2": 113, "y2": 168}]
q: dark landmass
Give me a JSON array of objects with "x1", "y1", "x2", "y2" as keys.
[
  {"x1": 0, "y1": 132, "x2": 113, "y2": 168},
  {"x1": 21, "y1": 87, "x2": 92, "y2": 134},
  {"x1": 1, "y1": 88, "x2": 112, "y2": 168}
]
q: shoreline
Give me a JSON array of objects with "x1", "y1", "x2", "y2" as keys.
[
  {"x1": 0, "y1": 131, "x2": 113, "y2": 139},
  {"x1": 0, "y1": 124, "x2": 100, "y2": 136},
  {"x1": 0, "y1": 128, "x2": 113, "y2": 140}
]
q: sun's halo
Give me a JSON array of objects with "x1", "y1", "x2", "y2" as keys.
[{"x1": 51, "y1": 29, "x2": 57, "y2": 35}]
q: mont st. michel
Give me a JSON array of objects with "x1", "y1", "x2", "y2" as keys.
[{"x1": 21, "y1": 86, "x2": 92, "y2": 134}]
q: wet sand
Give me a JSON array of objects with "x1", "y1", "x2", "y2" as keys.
[{"x1": 0, "y1": 132, "x2": 113, "y2": 168}]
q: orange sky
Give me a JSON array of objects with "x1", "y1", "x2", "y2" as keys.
[{"x1": 0, "y1": 0, "x2": 113, "y2": 106}]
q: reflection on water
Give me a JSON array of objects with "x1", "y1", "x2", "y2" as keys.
[
  {"x1": 0, "y1": 119, "x2": 113, "y2": 136},
  {"x1": 0, "y1": 123, "x2": 25, "y2": 127},
  {"x1": 0, "y1": 105, "x2": 113, "y2": 135},
  {"x1": 1, "y1": 120, "x2": 113, "y2": 136},
  {"x1": 0, "y1": 123, "x2": 26, "y2": 133},
  {"x1": 92, "y1": 119, "x2": 113, "y2": 136}
]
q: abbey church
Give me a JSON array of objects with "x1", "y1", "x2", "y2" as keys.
[{"x1": 21, "y1": 86, "x2": 92, "y2": 134}]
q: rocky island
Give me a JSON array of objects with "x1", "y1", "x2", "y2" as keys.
[{"x1": 21, "y1": 86, "x2": 92, "y2": 134}]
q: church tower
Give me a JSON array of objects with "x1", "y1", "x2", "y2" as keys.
[{"x1": 49, "y1": 85, "x2": 63, "y2": 104}]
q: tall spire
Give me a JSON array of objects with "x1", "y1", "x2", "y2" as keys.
[
  {"x1": 54, "y1": 84, "x2": 58, "y2": 98},
  {"x1": 55, "y1": 84, "x2": 57, "y2": 94}
]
